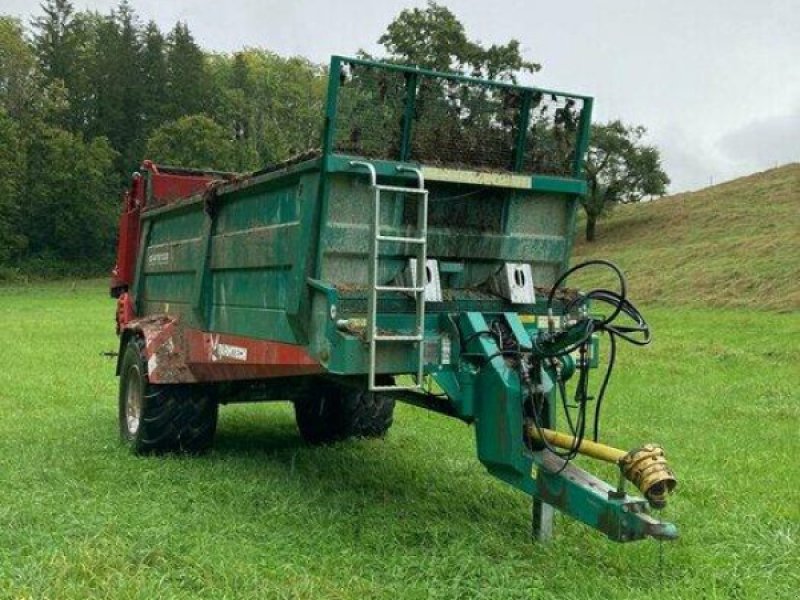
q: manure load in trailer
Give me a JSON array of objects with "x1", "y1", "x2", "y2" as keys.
[{"x1": 110, "y1": 56, "x2": 677, "y2": 543}]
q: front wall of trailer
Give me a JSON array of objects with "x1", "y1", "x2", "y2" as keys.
[{"x1": 319, "y1": 170, "x2": 574, "y2": 291}]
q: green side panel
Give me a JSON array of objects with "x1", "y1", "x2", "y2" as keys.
[
  {"x1": 136, "y1": 171, "x2": 320, "y2": 345},
  {"x1": 138, "y1": 208, "x2": 206, "y2": 325},
  {"x1": 140, "y1": 274, "x2": 195, "y2": 316},
  {"x1": 206, "y1": 180, "x2": 303, "y2": 343},
  {"x1": 208, "y1": 269, "x2": 295, "y2": 341},
  {"x1": 147, "y1": 208, "x2": 207, "y2": 245}
]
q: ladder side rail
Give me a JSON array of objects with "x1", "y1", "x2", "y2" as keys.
[
  {"x1": 368, "y1": 183, "x2": 381, "y2": 390},
  {"x1": 397, "y1": 165, "x2": 428, "y2": 387},
  {"x1": 349, "y1": 161, "x2": 381, "y2": 390}
]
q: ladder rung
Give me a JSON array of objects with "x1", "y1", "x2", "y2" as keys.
[
  {"x1": 375, "y1": 285, "x2": 424, "y2": 293},
  {"x1": 376, "y1": 235, "x2": 425, "y2": 245},
  {"x1": 376, "y1": 184, "x2": 427, "y2": 194},
  {"x1": 374, "y1": 334, "x2": 424, "y2": 342},
  {"x1": 371, "y1": 384, "x2": 422, "y2": 392}
]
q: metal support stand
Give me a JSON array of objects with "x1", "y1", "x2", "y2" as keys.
[{"x1": 532, "y1": 499, "x2": 555, "y2": 542}]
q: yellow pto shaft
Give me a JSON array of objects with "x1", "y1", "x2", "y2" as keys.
[
  {"x1": 528, "y1": 426, "x2": 677, "y2": 508},
  {"x1": 529, "y1": 427, "x2": 626, "y2": 463}
]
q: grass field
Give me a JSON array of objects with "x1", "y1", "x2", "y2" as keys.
[
  {"x1": 573, "y1": 163, "x2": 800, "y2": 311},
  {"x1": 1, "y1": 166, "x2": 799, "y2": 598},
  {"x1": 1, "y1": 280, "x2": 798, "y2": 599}
]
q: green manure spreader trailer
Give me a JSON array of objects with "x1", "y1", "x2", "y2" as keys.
[{"x1": 110, "y1": 56, "x2": 678, "y2": 543}]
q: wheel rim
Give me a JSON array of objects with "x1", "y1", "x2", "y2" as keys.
[{"x1": 125, "y1": 366, "x2": 142, "y2": 436}]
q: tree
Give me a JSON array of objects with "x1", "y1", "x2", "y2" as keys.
[
  {"x1": 0, "y1": 109, "x2": 27, "y2": 262},
  {"x1": 205, "y1": 49, "x2": 325, "y2": 169},
  {"x1": 165, "y1": 22, "x2": 207, "y2": 120},
  {"x1": 59, "y1": 10, "x2": 98, "y2": 133},
  {"x1": 0, "y1": 17, "x2": 39, "y2": 123},
  {"x1": 145, "y1": 114, "x2": 234, "y2": 170},
  {"x1": 30, "y1": 0, "x2": 76, "y2": 84},
  {"x1": 207, "y1": 49, "x2": 324, "y2": 168},
  {"x1": 30, "y1": 0, "x2": 93, "y2": 131},
  {"x1": 21, "y1": 123, "x2": 117, "y2": 262},
  {"x1": 89, "y1": 2, "x2": 145, "y2": 174},
  {"x1": 378, "y1": 1, "x2": 539, "y2": 80},
  {"x1": 4, "y1": 5, "x2": 257, "y2": 273},
  {"x1": 582, "y1": 121, "x2": 669, "y2": 241},
  {"x1": 357, "y1": 2, "x2": 541, "y2": 169},
  {"x1": 140, "y1": 20, "x2": 168, "y2": 133}
]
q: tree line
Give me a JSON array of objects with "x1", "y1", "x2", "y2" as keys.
[
  {"x1": 0, "y1": 0, "x2": 668, "y2": 278},
  {"x1": 0, "y1": 0, "x2": 325, "y2": 276}
]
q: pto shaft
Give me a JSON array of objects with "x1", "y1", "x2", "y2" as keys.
[
  {"x1": 529, "y1": 426, "x2": 626, "y2": 463},
  {"x1": 528, "y1": 426, "x2": 677, "y2": 508}
]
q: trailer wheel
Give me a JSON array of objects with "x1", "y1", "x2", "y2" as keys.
[
  {"x1": 294, "y1": 381, "x2": 395, "y2": 445},
  {"x1": 118, "y1": 336, "x2": 218, "y2": 454}
]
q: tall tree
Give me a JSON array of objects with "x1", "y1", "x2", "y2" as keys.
[
  {"x1": 378, "y1": 1, "x2": 539, "y2": 80},
  {"x1": 361, "y1": 3, "x2": 540, "y2": 170},
  {"x1": 31, "y1": 0, "x2": 75, "y2": 84},
  {"x1": 0, "y1": 16, "x2": 39, "y2": 122},
  {"x1": 89, "y1": 2, "x2": 144, "y2": 174},
  {"x1": 224, "y1": 51, "x2": 261, "y2": 170},
  {"x1": 582, "y1": 121, "x2": 670, "y2": 241},
  {"x1": 140, "y1": 20, "x2": 168, "y2": 134},
  {"x1": 114, "y1": 1, "x2": 144, "y2": 168},
  {"x1": 165, "y1": 22, "x2": 207, "y2": 120},
  {"x1": 30, "y1": 0, "x2": 94, "y2": 131},
  {"x1": 206, "y1": 49, "x2": 324, "y2": 168},
  {"x1": 61, "y1": 10, "x2": 98, "y2": 133}
]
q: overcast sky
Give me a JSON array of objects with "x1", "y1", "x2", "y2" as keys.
[{"x1": 5, "y1": 0, "x2": 799, "y2": 192}]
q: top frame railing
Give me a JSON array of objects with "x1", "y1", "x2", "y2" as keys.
[{"x1": 322, "y1": 55, "x2": 594, "y2": 179}]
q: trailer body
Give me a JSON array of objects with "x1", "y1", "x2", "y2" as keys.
[{"x1": 112, "y1": 56, "x2": 677, "y2": 543}]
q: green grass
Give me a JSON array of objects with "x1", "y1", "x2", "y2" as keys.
[
  {"x1": 1, "y1": 280, "x2": 798, "y2": 599},
  {"x1": 573, "y1": 163, "x2": 800, "y2": 311}
]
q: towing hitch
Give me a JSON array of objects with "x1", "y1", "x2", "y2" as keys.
[
  {"x1": 532, "y1": 448, "x2": 680, "y2": 542},
  {"x1": 425, "y1": 302, "x2": 681, "y2": 543}
]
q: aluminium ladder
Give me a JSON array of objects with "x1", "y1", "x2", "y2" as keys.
[{"x1": 349, "y1": 161, "x2": 429, "y2": 392}]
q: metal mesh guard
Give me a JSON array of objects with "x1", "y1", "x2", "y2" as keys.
[{"x1": 332, "y1": 59, "x2": 585, "y2": 177}]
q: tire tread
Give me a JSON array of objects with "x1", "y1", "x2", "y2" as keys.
[{"x1": 118, "y1": 336, "x2": 217, "y2": 454}]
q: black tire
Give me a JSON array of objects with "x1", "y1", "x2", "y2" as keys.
[
  {"x1": 294, "y1": 380, "x2": 395, "y2": 445},
  {"x1": 118, "y1": 336, "x2": 218, "y2": 454}
]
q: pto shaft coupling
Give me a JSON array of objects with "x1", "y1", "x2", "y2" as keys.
[
  {"x1": 528, "y1": 427, "x2": 677, "y2": 508},
  {"x1": 618, "y1": 444, "x2": 677, "y2": 509}
]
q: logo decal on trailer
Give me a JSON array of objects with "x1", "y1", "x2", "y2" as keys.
[
  {"x1": 148, "y1": 250, "x2": 170, "y2": 265},
  {"x1": 210, "y1": 335, "x2": 248, "y2": 361}
]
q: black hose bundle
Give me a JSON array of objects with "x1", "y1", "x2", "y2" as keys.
[{"x1": 527, "y1": 259, "x2": 651, "y2": 464}]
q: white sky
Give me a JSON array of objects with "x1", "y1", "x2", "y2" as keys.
[{"x1": 5, "y1": 0, "x2": 799, "y2": 192}]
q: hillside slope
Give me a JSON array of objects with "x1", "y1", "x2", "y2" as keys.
[{"x1": 572, "y1": 163, "x2": 800, "y2": 311}]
